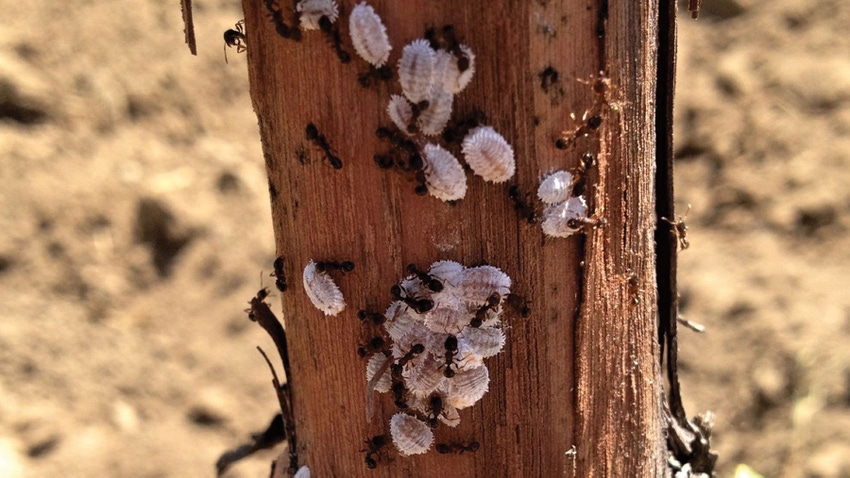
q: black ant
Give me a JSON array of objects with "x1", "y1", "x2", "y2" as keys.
[
  {"x1": 508, "y1": 185, "x2": 537, "y2": 224},
  {"x1": 389, "y1": 344, "x2": 423, "y2": 409},
  {"x1": 361, "y1": 434, "x2": 388, "y2": 469},
  {"x1": 472, "y1": 292, "x2": 501, "y2": 327},
  {"x1": 555, "y1": 112, "x2": 603, "y2": 150},
  {"x1": 406, "y1": 263, "x2": 443, "y2": 292},
  {"x1": 260, "y1": 0, "x2": 301, "y2": 41},
  {"x1": 390, "y1": 285, "x2": 434, "y2": 314},
  {"x1": 425, "y1": 25, "x2": 469, "y2": 71},
  {"x1": 565, "y1": 215, "x2": 606, "y2": 232},
  {"x1": 426, "y1": 394, "x2": 444, "y2": 428},
  {"x1": 375, "y1": 127, "x2": 418, "y2": 155},
  {"x1": 318, "y1": 15, "x2": 350, "y2": 63},
  {"x1": 414, "y1": 170, "x2": 428, "y2": 196},
  {"x1": 395, "y1": 343, "x2": 425, "y2": 370},
  {"x1": 315, "y1": 260, "x2": 355, "y2": 273},
  {"x1": 357, "y1": 309, "x2": 387, "y2": 326},
  {"x1": 357, "y1": 65, "x2": 393, "y2": 88},
  {"x1": 305, "y1": 123, "x2": 342, "y2": 169},
  {"x1": 571, "y1": 152, "x2": 596, "y2": 197},
  {"x1": 505, "y1": 293, "x2": 531, "y2": 318},
  {"x1": 442, "y1": 109, "x2": 485, "y2": 144},
  {"x1": 270, "y1": 256, "x2": 287, "y2": 292},
  {"x1": 442, "y1": 335, "x2": 459, "y2": 378},
  {"x1": 373, "y1": 153, "x2": 395, "y2": 170},
  {"x1": 357, "y1": 336, "x2": 388, "y2": 358},
  {"x1": 436, "y1": 441, "x2": 480, "y2": 454},
  {"x1": 407, "y1": 100, "x2": 430, "y2": 134},
  {"x1": 661, "y1": 205, "x2": 690, "y2": 250},
  {"x1": 223, "y1": 20, "x2": 247, "y2": 63}
]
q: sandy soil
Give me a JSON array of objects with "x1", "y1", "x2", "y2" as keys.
[{"x1": 1, "y1": 0, "x2": 848, "y2": 476}]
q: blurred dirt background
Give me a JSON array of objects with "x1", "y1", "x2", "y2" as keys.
[{"x1": 1, "y1": 0, "x2": 849, "y2": 476}]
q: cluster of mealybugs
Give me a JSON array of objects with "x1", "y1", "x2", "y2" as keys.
[{"x1": 364, "y1": 260, "x2": 527, "y2": 458}]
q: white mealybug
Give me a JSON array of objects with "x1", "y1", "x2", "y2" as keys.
[
  {"x1": 387, "y1": 95, "x2": 414, "y2": 135},
  {"x1": 461, "y1": 126, "x2": 516, "y2": 183},
  {"x1": 427, "y1": 260, "x2": 464, "y2": 288},
  {"x1": 403, "y1": 354, "x2": 445, "y2": 397},
  {"x1": 540, "y1": 195, "x2": 589, "y2": 238},
  {"x1": 302, "y1": 260, "x2": 345, "y2": 316},
  {"x1": 398, "y1": 39, "x2": 437, "y2": 104},
  {"x1": 296, "y1": 0, "x2": 339, "y2": 30},
  {"x1": 349, "y1": 2, "x2": 391, "y2": 66},
  {"x1": 422, "y1": 143, "x2": 467, "y2": 202},
  {"x1": 462, "y1": 326, "x2": 506, "y2": 358},
  {"x1": 293, "y1": 466, "x2": 311, "y2": 478},
  {"x1": 445, "y1": 365, "x2": 490, "y2": 410},
  {"x1": 537, "y1": 170, "x2": 574, "y2": 205},
  {"x1": 417, "y1": 86, "x2": 453, "y2": 136},
  {"x1": 457, "y1": 265, "x2": 511, "y2": 305},
  {"x1": 366, "y1": 353, "x2": 392, "y2": 393},
  {"x1": 390, "y1": 412, "x2": 434, "y2": 455},
  {"x1": 423, "y1": 305, "x2": 468, "y2": 335},
  {"x1": 454, "y1": 338, "x2": 484, "y2": 372},
  {"x1": 434, "y1": 45, "x2": 476, "y2": 94}
]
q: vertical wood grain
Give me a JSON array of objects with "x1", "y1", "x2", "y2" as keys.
[{"x1": 241, "y1": 0, "x2": 664, "y2": 475}]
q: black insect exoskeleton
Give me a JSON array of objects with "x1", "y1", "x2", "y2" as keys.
[
  {"x1": 357, "y1": 309, "x2": 387, "y2": 326},
  {"x1": 556, "y1": 113, "x2": 603, "y2": 150},
  {"x1": 306, "y1": 123, "x2": 343, "y2": 169},
  {"x1": 571, "y1": 152, "x2": 596, "y2": 197},
  {"x1": 318, "y1": 15, "x2": 351, "y2": 63},
  {"x1": 505, "y1": 293, "x2": 531, "y2": 318},
  {"x1": 269, "y1": 256, "x2": 288, "y2": 292},
  {"x1": 442, "y1": 335, "x2": 458, "y2": 378},
  {"x1": 357, "y1": 336, "x2": 387, "y2": 358},
  {"x1": 315, "y1": 260, "x2": 355, "y2": 273},
  {"x1": 362, "y1": 434, "x2": 388, "y2": 469},
  {"x1": 223, "y1": 20, "x2": 247, "y2": 63},
  {"x1": 442, "y1": 109, "x2": 485, "y2": 144},
  {"x1": 390, "y1": 284, "x2": 434, "y2": 314},
  {"x1": 471, "y1": 292, "x2": 501, "y2": 327},
  {"x1": 406, "y1": 263, "x2": 443, "y2": 292},
  {"x1": 436, "y1": 441, "x2": 480, "y2": 454},
  {"x1": 426, "y1": 394, "x2": 444, "y2": 428},
  {"x1": 260, "y1": 0, "x2": 301, "y2": 41},
  {"x1": 357, "y1": 64, "x2": 393, "y2": 88},
  {"x1": 508, "y1": 185, "x2": 537, "y2": 224}
]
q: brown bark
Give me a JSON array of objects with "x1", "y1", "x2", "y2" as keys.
[{"x1": 240, "y1": 0, "x2": 664, "y2": 475}]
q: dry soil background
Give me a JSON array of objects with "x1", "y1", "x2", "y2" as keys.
[{"x1": 1, "y1": 0, "x2": 849, "y2": 476}]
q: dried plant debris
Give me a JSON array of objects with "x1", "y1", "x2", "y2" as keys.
[{"x1": 367, "y1": 261, "x2": 520, "y2": 459}]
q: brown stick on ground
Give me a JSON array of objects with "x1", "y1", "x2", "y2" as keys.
[{"x1": 240, "y1": 0, "x2": 669, "y2": 475}]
